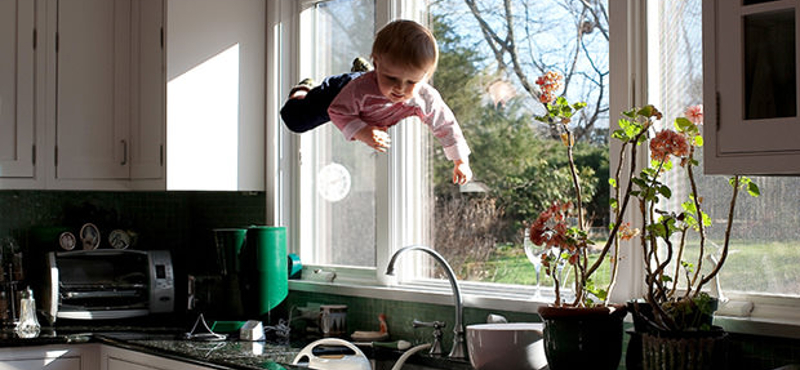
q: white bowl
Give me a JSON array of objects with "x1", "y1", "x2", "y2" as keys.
[{"x1": 466, "y1": 322, "x2": 548, "y2": 370}]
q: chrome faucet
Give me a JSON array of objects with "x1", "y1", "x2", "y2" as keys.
[{"x1": 385, "y1": 245, "x2": 466, "y2": 359}]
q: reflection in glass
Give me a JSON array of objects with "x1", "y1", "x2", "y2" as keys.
[
  {"x1": 744, "y1": 10, "x2": 796, "y2": 119},
  {"x1": 307, "y1": 0, "x2": 376, "y2": 267}
]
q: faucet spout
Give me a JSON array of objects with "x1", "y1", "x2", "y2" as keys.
[{"x1": 385, "y1": 245, "x2": 466, "y2": 359}]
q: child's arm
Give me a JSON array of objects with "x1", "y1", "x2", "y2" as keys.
[
  {"x1": 353, "y1": 125, "x2": 391, "y2": 152},
  {"x1": 452, "y1": 159, "x2": 473, "y2": 185}
]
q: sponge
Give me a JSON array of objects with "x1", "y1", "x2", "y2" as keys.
[{"x1": 351, "y1": 331, "x2": 389, "y2": 341}]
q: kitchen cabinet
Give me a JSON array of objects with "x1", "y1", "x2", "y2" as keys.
[
  {"x1": 703, "y1": 0, "x2": 800, "y2": 174},
  {"x1": 1, "y1": 0, "x2": 265, "y2": 191},
  {"x1": 0, "y1": 344, "x2": 100, "y2": 370},
  {"x1": 0, "y1": 0, "x2": 36, "y2": 182},
  {"x1": 45, "y1": 0, "x2": 165, "y2": 190},
  {"x1": 100, "y1": 345, "x2": 213, "y2": 370}
]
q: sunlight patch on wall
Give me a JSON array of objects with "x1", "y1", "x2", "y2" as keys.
[{"x1": 167, "y1": 44, "x2": 240, "y2": 190}]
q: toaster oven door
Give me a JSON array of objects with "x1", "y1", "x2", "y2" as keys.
[{"x1": 50, "y1": 250, "x2": 152, "y2": 320}]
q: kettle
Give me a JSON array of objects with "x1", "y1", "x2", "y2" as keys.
[{"x1": 292, "y1": 338, "x2": 371, "y2": 370}]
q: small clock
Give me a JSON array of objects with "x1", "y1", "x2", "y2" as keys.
[{"x1": 317, "y1": 163, "x2": 352, "y2": 202}]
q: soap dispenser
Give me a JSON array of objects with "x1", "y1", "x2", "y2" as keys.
[{"x1": 15, "y1": 286, "x2": 40, "y2": 338}]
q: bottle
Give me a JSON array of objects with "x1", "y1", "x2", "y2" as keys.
[{"x1": 15, "y1": 286, "x2": 40, "y2": 338}]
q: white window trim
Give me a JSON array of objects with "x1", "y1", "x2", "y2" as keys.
[{"x1": 266, "y1": 0, "x2": 800, "y2": 340}]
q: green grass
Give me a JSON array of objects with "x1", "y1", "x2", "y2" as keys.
[{"x1": 459, "y1": 239, "x2": 800, "y2": 296}]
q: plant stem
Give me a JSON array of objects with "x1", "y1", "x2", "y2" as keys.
[
  {"x1": 686, "y1": 148, "x2": 706, "y2": 297},
  {"x1": 697, "y1": 176, "x2": 740, "y2": 292}
]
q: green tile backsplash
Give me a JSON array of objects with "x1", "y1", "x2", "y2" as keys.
[
  {"x1": 3, "y1": 190, "x2": 799, "y2": 369},
  {"x1": 0, "y1": 190, "x2": 267, "y2": 312},
  {"x1": 286, "y1": 291, "x2": 800, "y2": 370}
]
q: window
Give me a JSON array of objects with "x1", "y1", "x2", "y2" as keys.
[
  {"x1": 295, "y1": 0, "x2": 379, "y2": 268},
  {"x1": 649, "y1": 0, "x2": 800, "y2": 317},
  {"x1": 271, "y1": 0, "x2": 800, "y2": 328}
]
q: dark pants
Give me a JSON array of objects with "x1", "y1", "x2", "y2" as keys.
[{"x1": 280, "y1": 72, "x2": 365, "y2": 133}]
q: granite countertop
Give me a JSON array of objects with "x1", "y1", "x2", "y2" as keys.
[
  {"x1": 0, "y1": 326, "x2": 472, "y2": 370},
  {"x1": 96, "y1": 332, "x2": 303, "y2": 370}
]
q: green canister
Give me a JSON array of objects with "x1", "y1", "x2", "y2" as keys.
[{"x1": 241, "y1": 226, "x2": 288, "y2": 319}]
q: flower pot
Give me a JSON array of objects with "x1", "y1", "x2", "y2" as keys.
[
  {"x1": 537, "y1": 304, "x2": 627, "y2": 370},
  {"x1": 640, "y1": 326, "x2": 729, "y2": 370},
  {"x1": 626, "y1": 298, "x2": 721, "y2": 370}
]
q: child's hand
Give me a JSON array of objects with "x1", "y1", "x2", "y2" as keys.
[
  {"x1": 453, "y1": 159, "x2": 473, "y2": 185},
  {"x1": 354, "y1": 126, "x2": 391, "y2": 152}
]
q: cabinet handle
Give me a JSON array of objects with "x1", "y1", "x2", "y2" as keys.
[{"x1": 121, "y1": 140, "x2": 128, "y2": 166}]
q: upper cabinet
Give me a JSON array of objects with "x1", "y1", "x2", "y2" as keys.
[
  {"x1": 703, "y1": 0, "x2": 800, "y2": 174},
  {"x1": 49, "y1": 0, "x2": 164, "y2": 189},
  {"x1": 0, "y1": 0, "x2": 36, "y2": 182},
  {"x1": 0, "y1": 0, "x2": 265, "y2": 191}
]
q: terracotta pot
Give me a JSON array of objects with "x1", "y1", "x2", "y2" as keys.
[{"x1": 537, "y1": 304, "x2": 627, "y2": 370}]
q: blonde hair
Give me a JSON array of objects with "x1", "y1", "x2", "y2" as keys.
[{"x1": 371, "y1": 20, "x2": 438, "y2": 73}]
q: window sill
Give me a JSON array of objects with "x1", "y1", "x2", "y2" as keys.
[{"x1": 289, "y1": 279, "x2": 800, "y2": 340}]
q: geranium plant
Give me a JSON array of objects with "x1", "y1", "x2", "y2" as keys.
[{"x1": 529, "y1": 72, "x2": 759, "y2": 319}]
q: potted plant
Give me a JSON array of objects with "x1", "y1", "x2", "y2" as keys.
[
  {"x1": 527, "y1": 71, "x2": 632, "y2": 370},
  {"x1": 619, "y1": 104, "x2": 760, "y2": 370},
  {"x1": 527, "y1": 72, "x2": 760, "y2": 370}
]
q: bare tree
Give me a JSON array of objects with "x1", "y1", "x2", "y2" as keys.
[{"x1": 457, "y1": 0, "x2": 610, "y2": 143}]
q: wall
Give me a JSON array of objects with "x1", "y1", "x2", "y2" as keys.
[
  {"x1": 0, "y1": 190, "x2": 266, "y2": 316},
  {"x1": 286, "y1": 291, "x2": 800, "y2": 370}
]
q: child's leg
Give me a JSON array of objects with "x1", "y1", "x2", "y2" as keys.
[{"x1": 280, "y1": 72, "x2": 366, "y2": 133}]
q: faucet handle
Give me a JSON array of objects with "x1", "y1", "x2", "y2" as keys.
[
  {"x1": 412, "y1": 320, "x2": 445, "y2": 356},
  {"x1": 412, "y1": 319, "x2": 446, "y2": 330}
]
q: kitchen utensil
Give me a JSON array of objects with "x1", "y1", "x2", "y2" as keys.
[{"x1": 292, "y1": 338, "x2": 370, "y2": 370}]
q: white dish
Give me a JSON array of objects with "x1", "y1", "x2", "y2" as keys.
[
  {"x1": 466, "y1": 322, "x2": 548, "y2": 370},
  {"x1": 80, "y1": 223, "x2": 100, "y2": 250},
  {"x1": 108, "y1": 229, "x2": 131, "y2": 250}
]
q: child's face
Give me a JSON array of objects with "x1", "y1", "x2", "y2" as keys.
[{"x1": 373, "y1": 56, "x2": 432, "y2": 103}]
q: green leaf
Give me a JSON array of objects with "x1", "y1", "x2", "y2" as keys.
[
  {"x1": 609, "y1": 178, "x2": 618, "y2": 188},
  {"x1": 693, "y1": 135, "x2": 704, "y2": 147},
  {"x1": 661, "y1": 275, "x2": 673, "y2": 282},
  {"x1": 675, "y1": 117, "x2": 694, "y2": 132},
  {"x1": 747, "y1": 181, "x2": 760, "y2": 197}
]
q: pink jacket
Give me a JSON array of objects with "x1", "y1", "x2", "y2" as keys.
[{"x1": 327, "y1": 71, "x2": 471, "y2": 161}]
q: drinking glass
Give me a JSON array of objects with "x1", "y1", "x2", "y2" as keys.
[{"x1": 523, "y1": 229, "x2": 544, "y2": 297}]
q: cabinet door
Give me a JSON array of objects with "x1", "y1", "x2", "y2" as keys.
[
  {"x1": 0, "y1": 0, "x2": 35, "y2": 178},
  {"x1": 55, "y1": 0, "x2": 131, "y2": 180},
  {"x1": 704, "y1": 0, "x2": 800, "y2": 174},
  {"x1": 0, "y1": 344, "x2": 99, "y2": 370},
  {"x1": 101, "y1": 346, "x2": 213, "y2": 370},
  {"x1": 130, "y1": 0, "x2": 164, "y2": 182}
]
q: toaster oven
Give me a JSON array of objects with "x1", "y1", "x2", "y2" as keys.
[{"x1": 43, "y1": 249, "x2": 174, "y2": 322}]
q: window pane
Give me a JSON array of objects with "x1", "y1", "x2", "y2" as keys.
[
  {"x1": 744, "y1": 10, "x2": 796, "y2": 119},
  {"x1": 300, "y1": 0, "x2": 376, "y2": 267},
  {"x1": 426, "y1": 0, "x2": 610, "y2": 292},
  {"x1": 651, "y1": 0, "x2": 800, "y2": 297}
]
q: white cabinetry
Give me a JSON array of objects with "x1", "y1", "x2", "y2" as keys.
[
  {"x1": 100, "y1": 345, "x2": 214, "y2": 370},
  {"x1": 0, "y1": 344, "x2": 100, "y2": 370},
  {"x1": 703, "y1": 0, "x2": 800, "y2": 174},
  {"x1": 0, "y1": 0, "x2": 266, "y2": 190},
  {"x1": 45, "y1": 0, "x2": 165, "y2": 189},
  {"x1": 0, "y1": 0, "x2": 36, "y2": 183}
]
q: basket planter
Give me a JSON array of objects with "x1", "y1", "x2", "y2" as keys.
[{"x1": 640, "y1": 327, "x2": 729, "y2": 370}]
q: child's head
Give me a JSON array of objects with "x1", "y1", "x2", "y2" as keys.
[{"x1": 371, "y1": 20, "x2": 439, "y2": 103}]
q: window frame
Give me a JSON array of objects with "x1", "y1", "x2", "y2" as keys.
[{"x1": 265, "y1": 0, "x2": 800, "y2": 339}]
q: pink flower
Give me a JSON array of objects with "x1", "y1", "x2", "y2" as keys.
[
  {"x1": 684, "y1": 104, "x2": 703, "y2": 125},
  {"x1": 650, "y1": 129, "x2": 689, "y2": 162}
]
